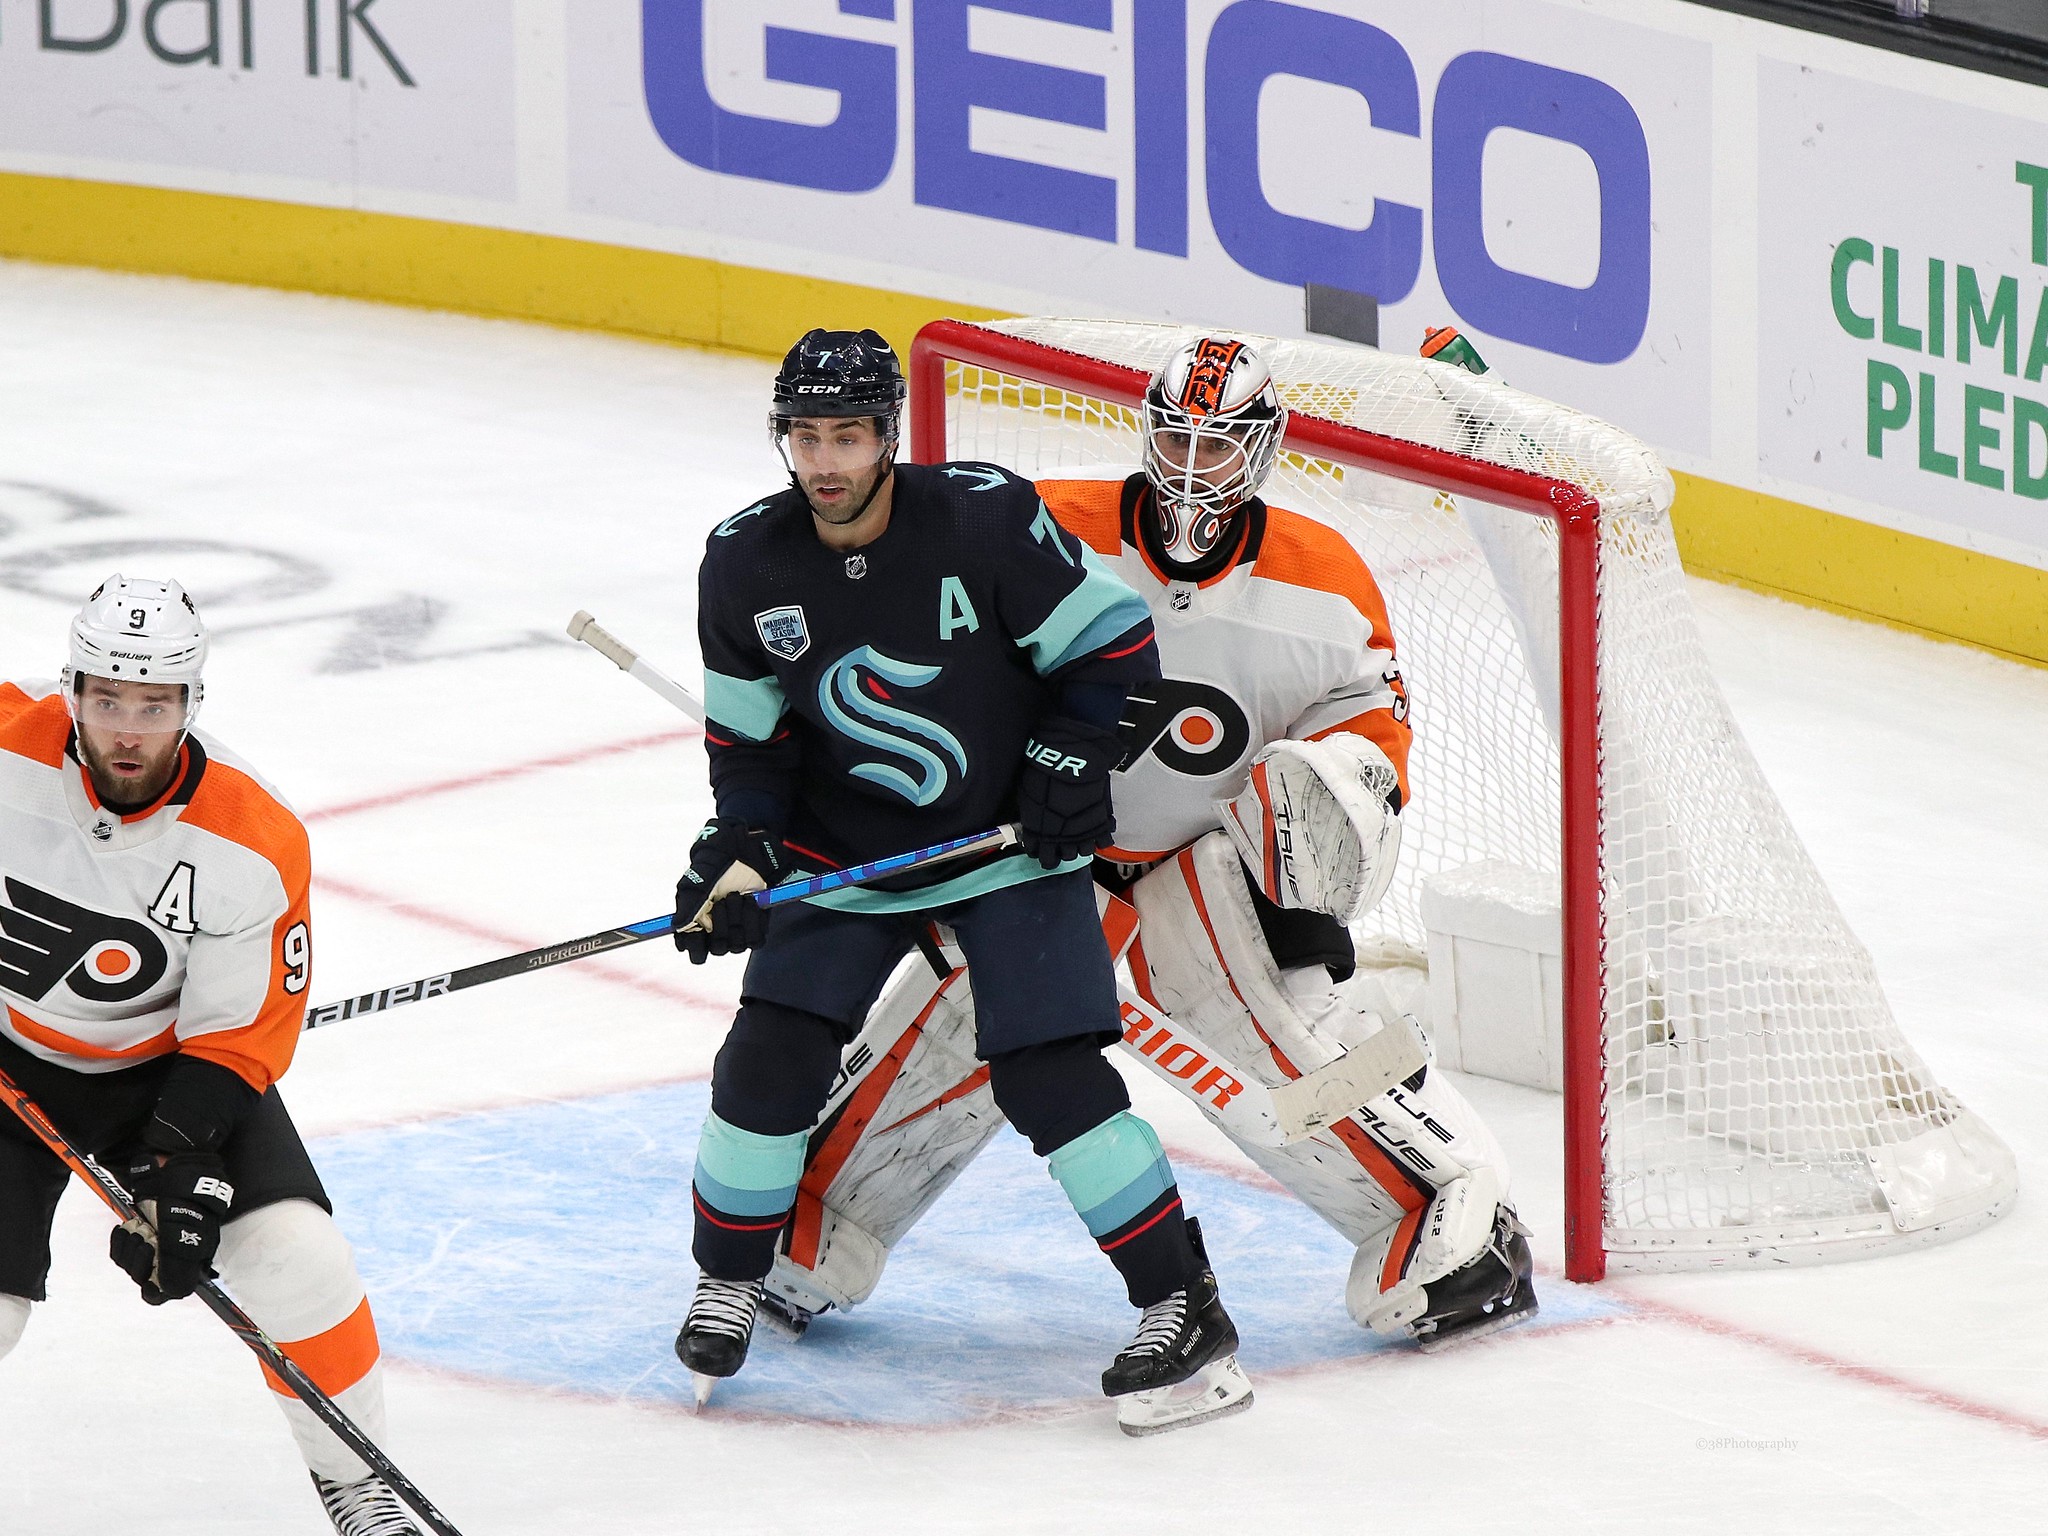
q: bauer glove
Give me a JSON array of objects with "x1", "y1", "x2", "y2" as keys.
[
  {"x1": 1017, "y1": 716, "x2": 1124, "y2": 869},
  {"x1": 109, "y1": 1152, "x2": 235, "y2": 1305},
  {"x1": 675, "y1": 817, "x2": 783, "y2": 963}
]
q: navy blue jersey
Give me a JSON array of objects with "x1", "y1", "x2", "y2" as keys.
[{"x1": 698, "y1": 461, "x2": 1159, "y2": 911}]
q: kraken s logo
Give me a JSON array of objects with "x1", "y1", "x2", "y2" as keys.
[
  {"x1": 1118, "y1": 679, "x2": 1252, "y2": 776},
  {"x1": 818, "y1": 647, "x2": 968, "y2": 807},
  {"x1": 0, "y1": 876, "x2": 170, "y2": 1004}
]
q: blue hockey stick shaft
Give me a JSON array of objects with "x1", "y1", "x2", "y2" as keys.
[{"x1": 305, "y1": 823, "x2": 1022, "y2": 1028}]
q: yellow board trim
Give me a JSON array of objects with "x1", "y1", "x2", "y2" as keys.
[
  {"x1": 0, "y1": 170, "x2": 1001, "y2": 357},
  {"x1": 1671, "y1": 471, "x2": 2048, "y2": 670},
  {"x1": 3, "y1": 171, "x2": 2043, "y2": 667}
]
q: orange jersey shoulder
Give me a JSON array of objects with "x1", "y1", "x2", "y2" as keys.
[
  {"x1": 1252, "y1": 506, "x2": 1394, "y2": 635},
  {"x1": 1035, "y1": 478, "x2": 1124, "y2": 559},
  {"x1": 0, "y1": 683, "x2": 71, "y2": 769},
  {"x1": 181, "y1": 756, "x2": 311, "y2": 899}
]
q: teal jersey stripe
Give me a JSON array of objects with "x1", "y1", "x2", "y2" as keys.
[
  {"x1": 801, "y1": 847, "x2": 1086, "y2": 914},
  {"x1": 693, "y1": 1111, "x2": 807, "y2": 1217},
  {"x1": 1047, "y1": 1111, "x2": 1177, "y2": 1238},
  {"x1": 1016, "y1": 549, "x2": 1153, "y2": 677},
  {"x1": 704, "y1": 667, "x2": 788, "y2": 742}
]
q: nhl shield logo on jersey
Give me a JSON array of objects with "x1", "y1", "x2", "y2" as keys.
[{"x1": 755, "y1": 605, "x2": 811, "y2": 661}]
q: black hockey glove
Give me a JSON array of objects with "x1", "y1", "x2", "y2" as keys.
[
  {"x1": 675, "y1": 817, "x2": 784, "y2": 964},
  {"x1": 109, "y1": 1152, "x2": 235, "y2": 1305},
  {"x1": 1017, "y1": 716, "x2": 1124, "y2": 869}
]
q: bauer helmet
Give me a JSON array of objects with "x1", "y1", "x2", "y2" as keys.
[
  {"x1": 1141, "y1": 337, "x2": 1287, "y2": 564},
  {"x1": 63, "y1": 574, "x2": 207, "y2": 734}
]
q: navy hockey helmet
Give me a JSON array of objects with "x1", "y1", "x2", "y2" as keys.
[{"x1": 770, "y1": 328, "x2": 907, "y2": 430}]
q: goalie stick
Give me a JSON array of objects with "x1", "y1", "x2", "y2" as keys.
[
  {"x1": 0, "y1": 1063, "x2": 466, "y2": 1536},
  {"x1": 567, "y1": 611, "x2": 1432, "y2": 1144}
]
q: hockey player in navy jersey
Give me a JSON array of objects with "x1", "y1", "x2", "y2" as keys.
[{"x1": 672, "y1": 329, "x2": 1252, "y2": 1432}]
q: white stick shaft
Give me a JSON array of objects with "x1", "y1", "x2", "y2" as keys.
[{"x1": 567, "y1": 610, "x2": 706, "y2": 723}]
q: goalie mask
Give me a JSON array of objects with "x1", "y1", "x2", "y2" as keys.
[
  {"x1": 1141, "y1": 337, "x2": 1287, "y2": 567},
  {"x1": 62, "y1": 574, "x2": 208, "y2": 737}
]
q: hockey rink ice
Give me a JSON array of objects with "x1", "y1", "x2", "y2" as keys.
[{"x1": 0, "y1": 261, "x2": 2041, "y2": 1533}]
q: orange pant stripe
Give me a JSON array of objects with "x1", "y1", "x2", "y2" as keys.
[{"x1": 259, "y1": 1296, "x2": 380, "y2": 1399}]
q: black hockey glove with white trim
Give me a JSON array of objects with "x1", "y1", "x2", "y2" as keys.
[
  {"x1": 675, "y1": 817, "x2": 784, "y2": 964},
  {"x1": 1017, "y1": 716, "x2": 1124, "y2": 869},
  {"x1": 109, "y1": 1151, "x2": 235, "y2": 1305}
]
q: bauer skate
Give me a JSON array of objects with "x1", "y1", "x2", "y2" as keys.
[
  {"x1": 1412, "y1": 1205, "x2": 1538, "y2": 1353},
  {"x1": 675, "y1": 1275, "x2": 764, "y2": 1405},
  {"x1": 311, "y1": 1471, "x2": 421, "y2": 1536},
  {"x1": 1102, "y1": 1220, "x2": 1254, "y2": 1436}
]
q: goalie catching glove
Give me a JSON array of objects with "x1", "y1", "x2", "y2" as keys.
[
  {"x1": 1217, "y1": 736, "x2": 1403, "y2": 923},
  {"x1": 675, "y1": 817, "x2": 784, "y2": 963},
  {"x1": 1017, "y1": 716, "x2": 1125, "y2": 868}
]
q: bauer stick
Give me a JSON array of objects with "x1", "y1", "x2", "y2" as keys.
[
  {"x1": 0, "y1": 1064, "x2": 466, "y2": 1536},
  {"x1": 570, "y1": 611, "x2": 1433, "y2": 1143},
  {"x1": 304, "y1": 822, "x2": 1021, "y2": 1030}
]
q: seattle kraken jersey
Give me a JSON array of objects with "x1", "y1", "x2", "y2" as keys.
[{"x1": 698, "y1": 461, "x2": 1158, "y2": 909}]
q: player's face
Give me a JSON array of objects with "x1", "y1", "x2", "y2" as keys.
[
  {"x1": 787, "y1": 417, "x2": 890, "y2": 523},
  {"x1": 72, "y1": 675, "x2": 188, "y2": 807},
  {"x1": 1150, "y1": 423, "x2": 1250, "y2": 494}
]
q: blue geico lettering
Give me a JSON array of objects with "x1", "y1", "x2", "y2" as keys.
[{"x1": 641, "y1": 2, "x2": 1654, "y2": 365}]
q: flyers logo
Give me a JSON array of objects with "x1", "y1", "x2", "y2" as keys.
[
  {"x1": 1117, "y1": 678, "x2": 1251, "y2": 776},
  {"x1": 1177, "y1": 339, "x2": 1245, "y2": 417},
  {"x1": 0, "y1": 876, "x2": 170, "y2": 1004}
]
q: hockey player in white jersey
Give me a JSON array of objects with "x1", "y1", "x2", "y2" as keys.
[
  {"x1": 766, "y1": 335, "x2": 1537, "y2": 1359},
  {"x1": 0, "y1": 577, "x2": 423, "y2": 1536}
]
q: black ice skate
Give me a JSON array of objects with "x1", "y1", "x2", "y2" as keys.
[
  {"x1": 675, "y1": 1275, "x2": 764, "y2": 1405},
  {"x1": 1412, "y1": 1204, "x2": 1539, "y2": 1353},
  {"x1": 1102, "y1": 1220, "x2": 1254, "y2": 1436},
  {"x1": 310, "y1": 1471, "x2": 421, "y2": 1536}
]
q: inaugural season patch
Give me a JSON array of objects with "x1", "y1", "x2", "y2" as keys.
[{"x1": 754, "y1": 605, "x2": 810, "y2": 661}]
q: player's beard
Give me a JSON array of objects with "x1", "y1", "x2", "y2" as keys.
[
  {"x1": 76, "y1": 730, "x2": 182, "y2": 812},
  {"x1": 802, "y1": 456, "x2": 891, "y2": 525}
]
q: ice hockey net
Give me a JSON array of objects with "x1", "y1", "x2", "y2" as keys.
[{"x1": 908, "y1": 316, "x2": 2016, "y2": 1281}]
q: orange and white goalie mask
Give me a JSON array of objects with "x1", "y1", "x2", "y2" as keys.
[{"x1": 1141, "y1": 337, "x2": 1287, "y2": 565}]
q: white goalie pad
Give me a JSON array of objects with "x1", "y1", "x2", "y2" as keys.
[
  {"x1": 1131, "y1": 835, "x2": 1513, "y2": 1307},
  {"x1": 1217, "y1": 736, "x2": 1402, "y2": 922},
  {"x1": 769, "y1": 933, "x2": 1001, "y2": 1316}
]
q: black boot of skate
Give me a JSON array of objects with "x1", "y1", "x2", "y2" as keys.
[
  {"x1": 1102, "y1": 1219, "x2": 1254, "y2": 1435},
  {"x1": 310, "y1": 1471, "x2": 421, "y2": 1536},
  {"x1": 675, "y1": 1275, "x2": 764, "y2": 1404},
  {"x1": 1413, "y1": 1204, "x2": 1539, "y2": 1353}
]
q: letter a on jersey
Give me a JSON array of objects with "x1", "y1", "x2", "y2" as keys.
[
  {"x1": 938, "y1": 577, "x2": 980, "y2": 639},
  {"x1": 148, "y1": 862, "x2": 199, "y2": 935}
]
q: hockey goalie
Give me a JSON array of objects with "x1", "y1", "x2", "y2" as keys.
[{"x1": 767, "y1": 333, "x2": 1538, "y2": 1367}]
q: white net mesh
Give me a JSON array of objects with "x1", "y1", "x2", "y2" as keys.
[{"x1": 929, "y1": 317, "x2": 2015, "y2": 1270}]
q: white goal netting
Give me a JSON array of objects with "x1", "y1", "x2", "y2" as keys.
[{"x1": 922, "y1": 316, "x2": 2015, "y2": 1273}]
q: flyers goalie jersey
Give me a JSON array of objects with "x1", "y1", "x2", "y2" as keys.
[
  {"x1": 0, "y1": 680, "x2": 312, "y2": 1090},
  {"x1": 1036, "y1": 475, "x2": 1412, "y2": 862}
]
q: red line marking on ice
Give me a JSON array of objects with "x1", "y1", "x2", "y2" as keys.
[
  {"x1": 1620, "y1": 1288, "x2": 2048, "y2": 1443},
  {"x1": 303, "y1": 728, "x2": 698, "y2": 824},
  {"x1": 311, "y1": 873, "x2": 732, "y2": 1020}
]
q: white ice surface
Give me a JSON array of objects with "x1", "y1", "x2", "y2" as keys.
[{"x1": 0, "y1": 262, "x2": 2041, "y2": 1534}]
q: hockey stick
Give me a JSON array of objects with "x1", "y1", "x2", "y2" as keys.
[
  {"x1": 0, "y1": 1063, "x2": 466, "y2": 1536},
  {"x1": 567, "y1": 609, "x2": 704, "y2": 722},
  {"x1": 1114, "y1": 986, "x2": 1430, "y2": 1148},
  {"x1": 303, "y1": 823, "x2": 1022, "y2": 1030}
]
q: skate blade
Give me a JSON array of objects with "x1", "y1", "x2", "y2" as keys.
[
  {"x1": 1415, "y1": 1293, "x2": 1540, "y2": 1355},
  {"x1": 691, "y1": 1372, "x2": 720, "y2": 1408},
  {"x1": 759, "y1": 1291, "x2": 815, "y2": 1339},
  {"x1": 1116, "y1": 1355, "x2": 1255, "y2": 1437}
]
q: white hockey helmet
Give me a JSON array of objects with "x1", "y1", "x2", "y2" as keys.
[
  {"x1": 63, "y1": 574, "x2": 208, "y2": 732},
  {"x1": 1141, "y1": 337, "x2": 1287, "y2": 562}
]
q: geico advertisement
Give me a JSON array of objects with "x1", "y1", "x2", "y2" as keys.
[
  {"x1": 571, "y1": 1, "x2": 1714, "y2": 456},
  {"x1": 0, "y1": 0, "x2": 517, "y2": 198},
  {"x1": 1761, "y1": 62, "x2": 2048, "y2": 562}
]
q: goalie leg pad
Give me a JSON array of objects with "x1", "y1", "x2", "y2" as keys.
[
  {"x1": 770, "y1": 941, "x2": 1006, "y2": 1316},
  {"x1": 216, "y1": 1198, "x2": 385, "y2": 1483},
  {"x1": 1217, "y1": 736, "x2": 1403, "y2": 922},
  {"x1": 0, "y1": 1293, "x2": 26, "y2": 1360}
]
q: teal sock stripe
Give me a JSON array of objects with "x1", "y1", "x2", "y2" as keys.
[
  {"x1": 693, "y1": 1111, "x2": 808, "y2": 1218},
  {"x1": 1046, "y1": 1111, "x2": 1177, "y2": 1239}
]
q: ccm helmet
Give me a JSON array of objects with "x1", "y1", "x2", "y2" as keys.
[
  {"x1": 1141, "y1": 337, "x2": 1287, "y2": 563},
  {"x1": 770, "y1": 328, "x2": 907, "y2": 435},
  {"x1": 63, "y1": 574, "x2": 208, "y2": 732}
]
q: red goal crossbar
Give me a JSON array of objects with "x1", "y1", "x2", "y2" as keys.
[{"x1": 909, "y1": 319, "x2": 1613, "y2": 1282}]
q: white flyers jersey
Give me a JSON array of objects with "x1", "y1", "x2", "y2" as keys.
[
  {"x1": 0, "y1": 681, "x2": 313, "y2": 1086},
  {"x1": 1036, "y1": 477, "x2": 1411, "y2": 862}
]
